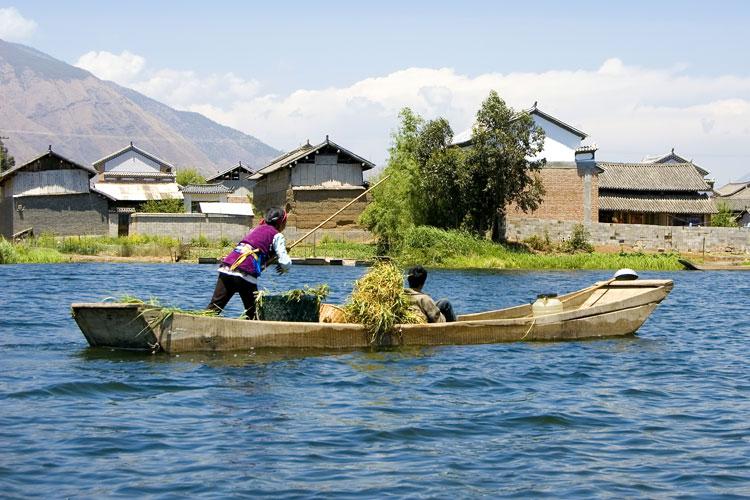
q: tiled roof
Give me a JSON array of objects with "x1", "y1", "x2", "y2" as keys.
[
  {"x1": 0, "y1": 149, "x2": 96, "y2": 183},
  {"x1": 181, "y1": 183, "x2": 234, "y2": 194},
  {"x1": 641, "y1": 150, "x2": 709, "y2": 176},
  {"x1": 103, "y1": 171, "x2": 175, "y2": 180},
  {"x1": 528, "y1": 104, "x2": 588, "y2": 139},
  {"x1": 452, "y1": 102, "x2": 588, "y2": 147},
  {"x1": 598, "y1": 162, "x2": 710, "y2": 191},
  {"x1": 715, "y1": 182, "x2": 750, "y2": 197},
  {"x1": 575, "y1": 145, "x2": 598, "y2": 153},
  {"x1": 206, "y1": 162, "x2": 254, "y2": 182},
  {"x1": 250, "y1": 137, "x2": 375, "y2": 180},
  {"x1": 716, "y1": 198, "x2": 750, "y2": 212},
  {"x1": 92, "y1": 182, "x2": 183, "y2": 202},
  {"x1": 599, "y1": 193, "x2": 716, "y2": 214},
  {"x1": 92, "y1": 143, "x2": 175, "y2": 170}
]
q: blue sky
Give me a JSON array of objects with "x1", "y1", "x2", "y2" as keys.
[{"x1": 2, "y1": 1, "x2": 750, "y2": 182}]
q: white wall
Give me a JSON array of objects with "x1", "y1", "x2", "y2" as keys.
[
  {"x1": 531, "y1": 114, "x2": 584, "y2": 163},
  {"x1": 103, "y1": 150, "x2": 163, "y2": 173}
]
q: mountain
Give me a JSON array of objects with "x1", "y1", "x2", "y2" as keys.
[{"x1": 0, "y1": 39, "x2": 281, "y2": 176}]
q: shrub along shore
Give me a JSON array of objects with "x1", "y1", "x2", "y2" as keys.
[{"x1": 0, "y1": 227, "x2": 708, "y2": 270}]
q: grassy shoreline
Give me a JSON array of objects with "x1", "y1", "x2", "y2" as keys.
[{"x1": 0, "y1": 230, "x2": 729, "y2": 270}]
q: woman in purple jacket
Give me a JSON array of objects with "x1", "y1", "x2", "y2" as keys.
[{"x1": 207, "y1": 207, "x2": 292, "y2": 318}]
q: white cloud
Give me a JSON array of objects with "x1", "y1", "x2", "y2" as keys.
[
  {"x1": 186, "y1": 59, "x2": 750, "y2": 183},
  {"x1": 0, "y1": 7, "x2": 37, "y2": 41},
  {"x1": 74, "y1": 51, "x2": 750, "y2": 184},
  {"x1": 75, "y1": 50, "x2": 259, "y2": 109},
  {"x1": 76, "y1": 50, "x2": 146, "y2": 84}
]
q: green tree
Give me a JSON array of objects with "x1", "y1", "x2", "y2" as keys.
[
  {"x1": 0, "y1": 137, "x2": 16, "y2": 172},
  {"x1": 139, "y1": 198, "x2": 184, "y2": 213},
  {"x1": 463, "y1": 90, "x2": 546, "y2": 240},
  {"x1": 711, "y1": 202, "x2": 739, "y2": 227},
  {"x1": 176, "y1": 167, "x2": 206, "y2": 186},
  {"x1": 359, "y1": 108, "x2": 423, "y2": 251},
  {"x1": 414, "y1": 118, "x2": 468, "y2": 229}
]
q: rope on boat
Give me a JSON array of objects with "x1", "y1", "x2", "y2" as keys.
[
  {"x1": 147, "y1": 340, "x2": 161, "y2": 354},
  {"x1": 520, "y1": 317, "x2": 536, "y2": 341}
]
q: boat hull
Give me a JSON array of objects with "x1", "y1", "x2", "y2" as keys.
[{"x1": 71, "y1": 279, "x2": 673, "y2": 353}]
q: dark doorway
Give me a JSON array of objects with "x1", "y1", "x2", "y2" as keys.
[{"x1": 118, "y1": 213, "x2": 130, "y2": 237}]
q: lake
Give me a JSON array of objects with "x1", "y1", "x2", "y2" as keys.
[{"x1": 1, "y1": 263, "x2": 749, "y2": 498}]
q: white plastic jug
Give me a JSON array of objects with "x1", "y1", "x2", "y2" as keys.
[{"x1": 532, "y1": 294, "x2": 563, "y2": 317}]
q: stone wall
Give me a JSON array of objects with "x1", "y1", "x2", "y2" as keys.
[
  {"x1": 7, "y1": 193, "x2": 110, "y2": 237},
  {"x1": 506, "y1": 217, "x2": 750, "y2": 253},
  {"x1": 283, "y1": 225, "x2": 373, "y2": 246},
  {"x1": 129, "y1": 213, "x2": 253, "y2": 242}
]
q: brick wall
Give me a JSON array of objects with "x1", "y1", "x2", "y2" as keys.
[
  {"x1": 507, "y1": 217, "x2": 750, "y2": 253},
  {"x1": 129, "y1": 213, "x2": 253, "y2": 241},
  {"x1": 508, "y1": 163, "x2": 598, "y2": 223},
  {"x1": 9, "y1": 193, "x2": 110, "y2": 237}
]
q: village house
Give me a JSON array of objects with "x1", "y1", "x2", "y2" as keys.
[
  {"x1": 454, "y1": 103, "x2": 601, "y2": 224},
  {"x1": 181, "y1": 183, "x2": 234, "y2": 213},
  {"x1": 597, "y1": 153, "x2": 716, "y2": 226},
  {"x1": 251, "y1": 136, "x2": 375, "y2": 233},
  {"x1": 715, "y1": 179, "x2": 750, "y2": 226},
  {"x1": 206, "y1": 161, "x2": 255, "y2": 203},
  {"x1": 90, "y1": 142, "x2": 182, "y2": 236},
  {"x1": 0, "y1": 146, "x2": 109, "y2": 238}
]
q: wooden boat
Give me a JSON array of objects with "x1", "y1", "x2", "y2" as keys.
[
  {"x1": 71, "y1": 279, "x2": 673, "y2": 354},
  {"x1": 678, "y1": 258, "x2": 750, "y2": 271}
]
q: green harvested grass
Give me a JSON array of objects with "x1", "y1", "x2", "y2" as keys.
[
  {"x1": 343, "y1": 260, "x2": 424, "y2": 344},
  {"x1": 111, "y1": 294, "x2": 218, "y2": 317}
]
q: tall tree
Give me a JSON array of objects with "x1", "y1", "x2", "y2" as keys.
[
  {"x1": 0, "y1": 137, "x2": 16, "y2": 172},
  {"x1": 413, "y1": 118, "x2": 467, "y2": 229},
  {"x1": 359, "y1": 108, "x2": 423, "y2": 251},
  {"x1": 464, "y1": 91, "x2": 546, "y2": 240}
]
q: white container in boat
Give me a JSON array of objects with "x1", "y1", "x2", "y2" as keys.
[{"x1": 532, "y1": 294, "x2": 564, "y2": 317}]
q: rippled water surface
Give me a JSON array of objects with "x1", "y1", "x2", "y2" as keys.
[{"x1": 1, "y1": 263, "x2": 749, "y2": 498}]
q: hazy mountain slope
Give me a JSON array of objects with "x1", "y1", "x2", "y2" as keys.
[{"x1": 0, "y1": 39, "x2": 280, "y2": 175}]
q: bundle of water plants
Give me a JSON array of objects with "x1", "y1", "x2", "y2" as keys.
[
  {"x1": 255, "y1": 284, "x2": 330, "y2": 322},
  {"x1": 343, "y1": 260, "x2": 424, "y2": 344}
]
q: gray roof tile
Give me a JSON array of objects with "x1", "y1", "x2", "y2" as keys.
[
  {"x1": 599, "y1": 193, "x2": 716, "y2": 214},
  {"x1": 598, "y1": 162, "x2": 710, "y2": 191},
  {"x1": 181, "y1": 183, "x2": 234, "y2": 194}
]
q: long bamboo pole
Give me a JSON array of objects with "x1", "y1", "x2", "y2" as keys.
[{"x1": 287, "y1": 174, "x2": 390, "y2": 250}]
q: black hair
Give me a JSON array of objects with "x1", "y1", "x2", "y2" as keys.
[
  {"x1": 407, "y1": 265, "x2": 427, "y2": 289},
  {"x1": 264, "y1": 207, "x2": 287, "y2": 228}
]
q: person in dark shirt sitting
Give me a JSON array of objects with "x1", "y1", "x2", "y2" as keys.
[{"x1": 404, "y1": 265, "x2": 456, "y2": 323}]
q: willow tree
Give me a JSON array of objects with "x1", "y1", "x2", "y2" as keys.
[{"x1": 464, "y1": 91, "x2": 546, "y2": 240}]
